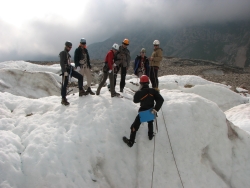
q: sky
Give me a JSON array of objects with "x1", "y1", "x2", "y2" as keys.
[
  {"x1": 1, "y1": 0, "x2": 250, "y2": 62},
  {"x1": 1, "y1": 61, "x2": 250, "y2": 187}
]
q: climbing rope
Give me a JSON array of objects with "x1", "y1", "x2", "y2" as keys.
[
  {"x1": 151, "y1": 119, "x2": 157, "y2": 188},
  {"x1": 150, "y1": 65, "x2": 184, "y2": 187},
  {"x1": 125, "y1": 69, "x2": 184, "y2": 187},
  {"x1": 161, "y1": 108, "x2": 184, "y2": 188}
]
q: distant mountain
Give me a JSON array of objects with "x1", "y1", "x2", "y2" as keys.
[{"x1": 88, "y1": 21, "x2": 250, "y2": 67}]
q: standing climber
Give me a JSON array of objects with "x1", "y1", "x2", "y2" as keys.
[
  {"x1": 149, "y1": 40, "x2": 163, "y2": 92},
  {"x1": 74, "y1": 38, "x2": 95, "y2": 95},
  {"x1": 114, "y1": 38, "x2": 131, "y2": 92},
  {"x1": 96, "y1": 43, "x2": 121, "y2": 98},
  {"x1": 123, "y1": 75, "x2": 164, "y2": 147},
  {"x1": 134, "y1": 48, "x2": 150, "y2": 78},
  {"x1": 59, "y1": 41, "x2": 87, "y2": 106}
]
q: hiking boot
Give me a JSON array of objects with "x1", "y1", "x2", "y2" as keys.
[
  {"x1": 87, "y1": 87, "x2": 95, "y2": 95},
  {"x1": 79, "y1": 89, "x2": 88, "y2": 96},
  {"x1": 111, "y1": 92, "x2": 121, "y2": 97},
  {"x1": 96, "y1": 90, "x2": 100, "y2": 95},
  {"x1": 120, "y1": 88, "x2": 123, "y2": 93},
  {"x1": 107, "y1": 84, "x2": 111, "y2": 92},
  {"x1": 61, "y1": 98, "x2": 70, "y2": 106},
  {"x1": 148, "y1": 133, "x2": 155, "y2": 140},
  {"x1": 123, "y1": 137, "x2": 134, "y2": 147}
]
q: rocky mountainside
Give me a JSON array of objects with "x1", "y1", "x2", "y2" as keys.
[
  {"x1": 88, "y1": 21, "x2": 250, "y2": 68},
  {"x1": 157, "y1": 57, "x2": 250, "y2": 92},
  {"x1": 124, "y1": 57, "x2": 250, "y2": 93},
  {"x1": 30, "y1": 56, "x2": 250, "y2": 94}
]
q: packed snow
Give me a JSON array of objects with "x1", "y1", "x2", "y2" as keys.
[
  {"x1": 0, "y1": 61, "x2": 250, "y2": 188},
  {"x1": 225, "y1": 103, "x2": 250, "y2": 134}
]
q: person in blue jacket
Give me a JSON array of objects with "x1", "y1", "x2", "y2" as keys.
[
  {"x1": 74, "y1": 38, "x2": 95, "y2": 95},
  {"x1": 134, "y1": 48, "x2": 150, "y2": 78}
]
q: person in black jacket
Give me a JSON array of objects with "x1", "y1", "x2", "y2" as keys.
[
  {"x1": 114, "y1": 38, "x2": 131, "y2": 92},
  {"x1": 74, "y1": 38, "x2": 95, "y2": 95},
  {"x1": 123, "y1": 75, "x2": 164, "y2": 147},
  {"x1": 59, "y1": 41, "x2": 87, "y2": 106}
]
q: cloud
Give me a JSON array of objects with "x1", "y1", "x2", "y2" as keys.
[
  {"x1": 0, "y1": 0, "x2": 250, "y2": 61},
  {"x1": 123, "y1": 0, "x2": 250, "y2": 27}
]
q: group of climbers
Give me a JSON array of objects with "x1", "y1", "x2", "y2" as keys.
[
  {"x1": 59, "y1": 38, "x2": 163, "y2": 104},
  {"x1": 134, "y1": 40, "x2": 163, "y2": 92},
  {"x1": 59, "y1": 39, "x2": 95, "y2": 105},
  {"x1": 59, "y1": 41, "x2": 86, "y2": 106},
  {"x1": 59, "y1": 38, "x2": 164, "y2": 147}
]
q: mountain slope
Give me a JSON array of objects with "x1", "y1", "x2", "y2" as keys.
[{"x1": 88, "y1": 21, "x2": 250, "y2": 67}]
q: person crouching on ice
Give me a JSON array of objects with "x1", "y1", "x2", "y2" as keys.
[{"x1": 123, "y1": 75, "x2": 164, "y2": 147}]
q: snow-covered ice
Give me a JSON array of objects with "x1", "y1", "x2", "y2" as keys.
[
  {"x1": 0, "y1": 61, "x2": 250, "y2": 188},
  {"x1": 225, "y1": 103, "x2": 250, "y2": 134}
]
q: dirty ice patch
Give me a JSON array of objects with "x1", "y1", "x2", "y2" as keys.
[
  {"x1": 0, "y1": 69, "x2": 60, "y2": 98},
  {"x1": 0, "y1": 61, "x2": 60, "y2": 75},
  {"x1": 225, "y1": 103, "x2": 250, "y2": 134},
  {"x1": 158, "y1": 75, "x2": 225, "y2": 89}
]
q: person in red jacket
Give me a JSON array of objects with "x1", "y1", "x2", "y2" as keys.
[{"x1": 96, "y1": 43, "x2": 121, "y2": 97}]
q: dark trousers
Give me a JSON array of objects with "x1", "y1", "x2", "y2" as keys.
[
  {"x1": 149, "y1": 66, "x2": 159, "y2": 88},
  {"x1": 61, "y1": 70, "x2": 83, "y2": 98},
  {"x1": 114, "y1": 65, "x2": 120, "y2": 88},
  {"x1": 129, "y1": 114, "x2": 153, "y2": 143},
  {"x1": 120, "y1": 66, "x2": 127, "y2": 90},
  {"x1": 97, "y1": 71, "x2": 116, "y2": 95}
]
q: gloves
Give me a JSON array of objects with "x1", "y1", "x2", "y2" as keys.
[
  {"x1": 87, "y1": 64, "x2": 91, "y2": 69},
  {"x1": 151, "y1": 109, "x2": 157, "y2": 114},
  {"x1": 76, "y1": 66, "x2": 80, "y2": 72},
  {"x1": 64, "y1": 72, "x2": 68, "y2": 76},
  {"x1": 108, "y1": 70, "x2": 112, "y2": 73}
]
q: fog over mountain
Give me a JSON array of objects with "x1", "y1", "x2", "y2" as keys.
[
  {"x1": 0, "y1": 0, "x2": 250, "y2": 62},
  {"x1": 87, "y1": 21, "x2": 250, "y2": 67}
]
